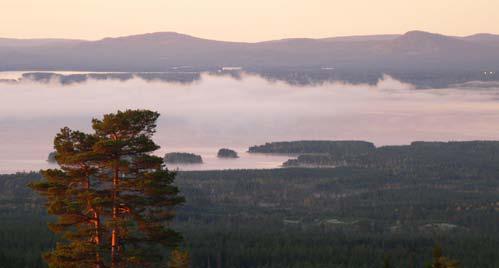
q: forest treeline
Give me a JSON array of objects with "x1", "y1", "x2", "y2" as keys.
[
  {"x1": 258, "y1": 140, "x2": 499, "y2": 173},
  {"x1": 248, "y1": 140, "x2": 375, "y2": 155},
  {"x1": 2, "y1": 161, "x2": 499, "y2": 266},
  {"x1": 4, "y1": 136, "x2": 499, "y2": 267}
]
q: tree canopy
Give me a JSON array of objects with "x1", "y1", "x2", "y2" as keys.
[{"x1": 30, "y1": 110, "x2": 185, "y2": 268}]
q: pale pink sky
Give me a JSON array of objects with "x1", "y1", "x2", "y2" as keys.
[{"x1": 1, "y1": 0, "x2": 498, "y2": 41}]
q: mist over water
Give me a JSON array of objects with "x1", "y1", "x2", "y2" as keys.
[{"x1": 1, "y1": 71, "x2": 499, "y2": 173}]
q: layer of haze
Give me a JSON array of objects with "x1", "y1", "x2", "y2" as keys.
[
  {"x1": 1, "y1": 72, "x2": 499, "y2": 173},
  {"x1": 2, "y1": 0, "x2": 498, "y2": 41}
]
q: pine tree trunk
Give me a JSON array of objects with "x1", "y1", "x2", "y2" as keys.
[
  {"x1": 94, "y1": 211, "x2": 102, "y2": 268},
  {"x1": 111, "y1": 164, "x2": 119, "y2": 268},
  {"x1": 86, "y1": 176, "x2": 103, "y2": 268}
]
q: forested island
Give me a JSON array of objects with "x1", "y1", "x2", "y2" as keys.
[
  {"x1": 164, "y1": 152, "x2": 203, "y2": 164},
  {"x1": 248, "y1": 140, "x2": 375, "y2": 155},
  {"x1": 282, "y1": 140, "x2": 499, "y2": 169},
  {"x1": 217, "y1": 148, "x2": 239, "y2": 158}
]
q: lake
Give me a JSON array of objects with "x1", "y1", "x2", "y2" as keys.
[{"x1": 1, "y1": 71, "x2": 499, "y2": 173}]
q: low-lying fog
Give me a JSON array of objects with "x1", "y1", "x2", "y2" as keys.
[{"x1": 1, "y1": 71, "x2": 499, "y2": 173}]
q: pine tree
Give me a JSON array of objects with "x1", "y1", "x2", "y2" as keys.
[
  {"x1": 30, "y1": 128, "x2": 104, "y2": 267},
  {"x1": 30, "y1": 110, "x2": 185, "y2": 268},
  {"x1": 92, "y1": 110, "x2": 185, "y2": 267}
]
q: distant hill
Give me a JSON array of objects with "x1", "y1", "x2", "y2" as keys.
[
  {"x1": 461, "y1": 33, "x2": 499, "y2": 43},
  {"x1": 1, "y1": 31, "x2": 499, "y2": 71}
]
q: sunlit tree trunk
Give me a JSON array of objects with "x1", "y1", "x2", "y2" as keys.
[
  {"x1": 111, "y1": 162, "x2": 119, "y2": 268},
  {"x1": 86, "y1": 175, "x2": 103, "y2": 268}
]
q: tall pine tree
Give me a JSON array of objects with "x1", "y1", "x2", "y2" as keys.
[
  {"x1": 30, "y1": 127, "x2": 104, "y2": 267},
  {"x1": 31, "y1": 110, "x2": 185, "y2": 268}
]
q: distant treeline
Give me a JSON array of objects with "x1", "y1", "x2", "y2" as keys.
[
  {"x1": 249, "y1": 140, "x2": 375, "y2": 155},
  {"x1": 3, "y1": 69, "x2": 499, "y2": 89},
  {"x1": 13, "y1": 72, "x2": 202, "y2": 85},
  {"x1": 281, "y1": 141, "x2": 499, "y2": 172}
]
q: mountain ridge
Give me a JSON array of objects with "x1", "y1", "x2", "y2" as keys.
[
  {"x1": 1, "y1": 30, "x2": 499, "y2": 71},
  {"x1": 2, "y1": 30, "x2": 498, "y2": 44}
]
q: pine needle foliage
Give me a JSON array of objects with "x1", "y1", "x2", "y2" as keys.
[{"x1": 30, "y1": 110, "x2": 185, "y2": 268}]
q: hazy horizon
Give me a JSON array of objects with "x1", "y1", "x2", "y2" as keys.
[
  {"x1": 2, "y1": 29, "x2": 499, "y2": 42},
  {"x1": 2, "y1": 0, "x2": 498, "y2": 42}
]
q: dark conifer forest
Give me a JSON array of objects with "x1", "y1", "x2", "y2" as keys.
[{"x1": 2, "y1": 137, "x2": 499, "y2": 267}]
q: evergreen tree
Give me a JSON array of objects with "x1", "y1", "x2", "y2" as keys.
[
  {"x1": 30, "y1": 110, "x2": 185, "y2": 268},
  {"x1": 30, "y1": 128, "x2": 104, "y2": 267}
]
